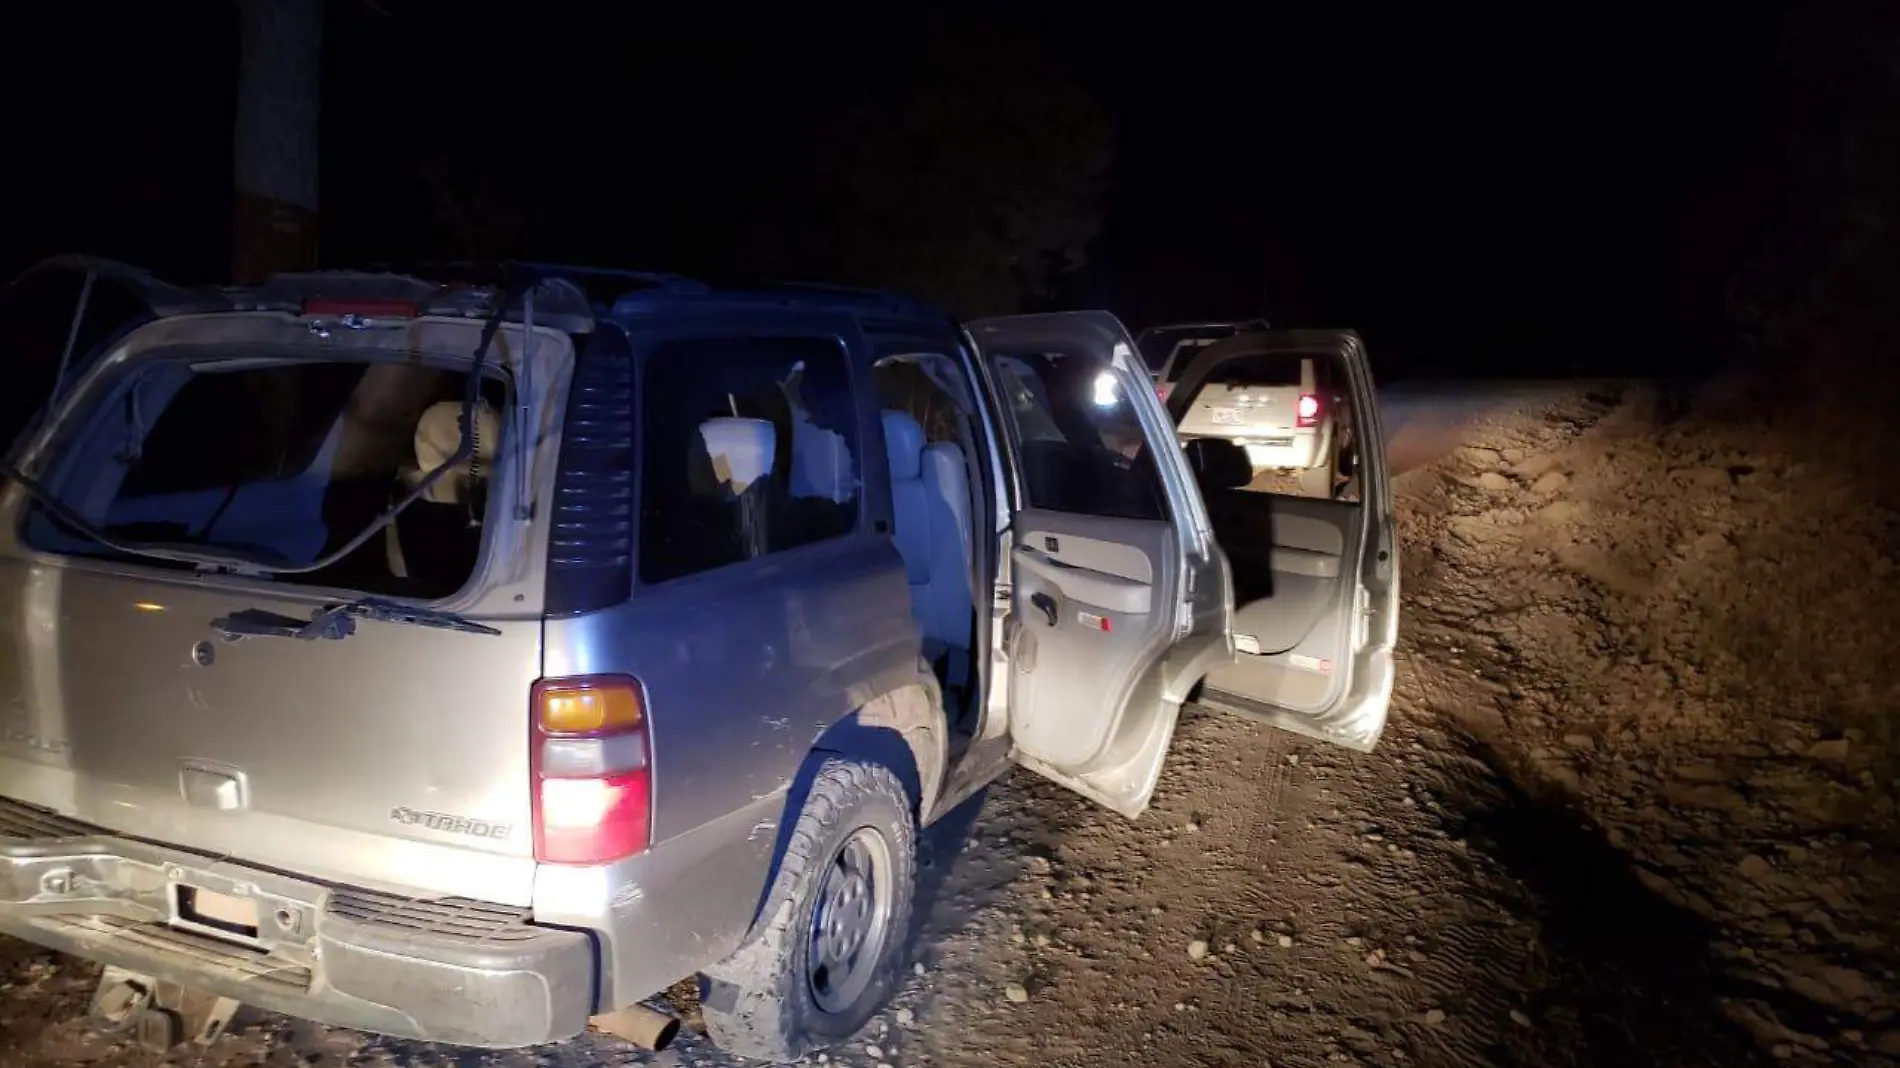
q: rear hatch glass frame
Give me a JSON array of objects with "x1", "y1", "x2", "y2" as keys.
[
  {"x1": 0, "y1": 312, "x2": 571, "y2": 618},
  {"x1": 18, "y1": 347, "x2": 513, "y2": 604}
]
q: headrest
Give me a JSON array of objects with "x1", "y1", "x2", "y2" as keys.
[
  {"x1": 411, "y1": 399, "x2": 500, "y2": 504},
  {"x1": 697, "y1": 417, "x2": 777, "y2": 493},
  {"x1": 1183, "y1": 437, "x2": 1253, "y2": 492},
  {"x1": 881, "y1": 410, "x2": 926, "y2": 480}
]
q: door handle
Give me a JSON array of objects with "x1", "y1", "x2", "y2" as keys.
[{"x1": 1030, "y1": 592, "x2": 1059, "y2": 628}]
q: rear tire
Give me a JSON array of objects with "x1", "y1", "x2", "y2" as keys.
[{"x1": 699, "y1": 758, "x2": 916, "y2": 1062}]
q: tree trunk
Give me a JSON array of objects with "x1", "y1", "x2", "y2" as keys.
[{"x1": 232, "y1": 0, "x2": 324, "y2": 284}]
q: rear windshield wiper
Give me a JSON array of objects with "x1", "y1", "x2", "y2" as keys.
[{"x1": 211, "y1": 597, "x2": 501, "y2": 641}]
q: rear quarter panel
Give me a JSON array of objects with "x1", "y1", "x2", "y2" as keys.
[
  {"x1": 548, "y1": 534, "x2": 918, "y2": 840},
  {"x1": 534, "y1": 533, "x2": 921, "y2": 1006}
]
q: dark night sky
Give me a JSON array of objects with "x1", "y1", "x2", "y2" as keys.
[{"x1": 3, "y1": 3, "x2": 1788, "y2": 379}]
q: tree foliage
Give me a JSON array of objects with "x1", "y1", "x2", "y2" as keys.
[
  {"x1": 419, "y1": 156, "x2": 525, "y2": 264},
  {"x1": 745, "y1": 22, "x2": 1113, "y2": 317},
  {"x1": 1727, "y1": 0, "x2": 1900, "y2": 491},
  {"x1": 1733, "y1": 1, "x2": 1900, "y2": 358}
]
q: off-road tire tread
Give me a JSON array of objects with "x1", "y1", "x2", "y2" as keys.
[{"x1": 698, "y1": 758, "x2": 915, "y2": 1062}]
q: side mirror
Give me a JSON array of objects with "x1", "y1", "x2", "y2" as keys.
[{"x1": 1183, "y1": 438, "x2": 1251, "y2": 491}]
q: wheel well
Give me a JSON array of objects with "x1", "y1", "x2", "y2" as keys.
[
  {"x1": 745, "y1": 680, "x2": 946, "y2": 933},
  {"x1": 811, "y1": 680, "x2": 946, "y2": 818}
]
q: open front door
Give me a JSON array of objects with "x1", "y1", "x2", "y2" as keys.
[
  {"x1": 1166, "y1": 329, "x2": 1398, "y2": 751},
  {"x1": 965, "y1": 311, "x2": 1227, "y2": 817}
]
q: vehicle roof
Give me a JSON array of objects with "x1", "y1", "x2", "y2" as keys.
[
  {"x1": 21, "y1": 255, "x2": 955, "y2": 343},
  {"x1": 602, "y1": 278, "x2": 950, "y2": 331}
]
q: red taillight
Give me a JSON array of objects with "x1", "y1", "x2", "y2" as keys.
[
  {"x1": 1296, "y1": 393, "x2": 1322, "y2": 428},
  {"x1": 531, "y1": 676, "x2": 652, "y2": 865},
  {"x1": 1156, "y1": 384, "x2": 1171, "y2": 401},
  {"x1": 536, "y1": 772, "x2": 650, "y2": 864},
  {"x1": 301, "y1": 297, "x2": 420, "y2": 319}
]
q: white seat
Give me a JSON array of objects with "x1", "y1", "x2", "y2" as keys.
[{"x1": 882, "y1": 411, "x2": 975, "y2": 668}]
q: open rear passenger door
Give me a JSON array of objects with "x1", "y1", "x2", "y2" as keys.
[
  {"x1": 964, "y1": 312, "x2": 1230, "y2": 817},
  {"x1": 1167, "y1": 329, "x2": 1398, "y2": 751}
]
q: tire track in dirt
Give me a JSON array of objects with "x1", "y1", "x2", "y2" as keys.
[
  {"x1": 1393, "y1": 384, "x2": 1769, "y2": 1068},
  {"x1": 889, "y1": 686, "x2": 1572, "y2": 1068}
]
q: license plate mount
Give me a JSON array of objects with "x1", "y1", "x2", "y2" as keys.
[{"x1": 172, "y1": 884, "x2": 260, "y2": 940}]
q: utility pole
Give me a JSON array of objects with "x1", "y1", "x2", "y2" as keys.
[{"x1": 232, "y1": 0, "x2": 324, "y2": 284}]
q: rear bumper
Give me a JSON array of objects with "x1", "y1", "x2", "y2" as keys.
[{"x1": 0, "y1": 800, "x2": 593, "y2": 1049}]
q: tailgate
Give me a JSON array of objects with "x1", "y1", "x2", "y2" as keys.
[
  {"x1": 1181, "y1": 381, "x2": 1307, "y2": 436},
  {"x1": 0, "y1": 573, "x2": 541, "y2": 901},
  {"x1": 0, "y1": 310, "x2": 569, "y2": 905},
  {"x1": 1175, "y1": 353, "x2": 1313, "y2": 437}
]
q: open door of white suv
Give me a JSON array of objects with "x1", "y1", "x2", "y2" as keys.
[
  {"x1": 1167, "y1": 329, "x2": 1398, "y2": 751},
  {"x1": 965, "y1": 311, "x2": 1229, "y2": 817}
]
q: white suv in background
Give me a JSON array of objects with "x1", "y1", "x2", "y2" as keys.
[{"x1": 1140, "y1": 321, "x2": 1343, "y2": 498}]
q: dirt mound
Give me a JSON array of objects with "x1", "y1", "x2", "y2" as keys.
[{"x1": 1401, "y1": 379, "x2": 1900, "y2": 1064}]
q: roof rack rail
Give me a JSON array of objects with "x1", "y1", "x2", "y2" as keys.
[
  {"x1": 514, "y1": 262, "x2": 709, "y2": 291},
  {"x1": 747, "y1": 279, "x2": 944, "y2": 315},
  {"x1": 755, "y1": 279, "x2": 889, "y2": 297}
]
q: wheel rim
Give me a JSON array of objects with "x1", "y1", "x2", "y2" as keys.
[{"x1": 807, "y1": 825, "x2": 895, "y2": 1014}]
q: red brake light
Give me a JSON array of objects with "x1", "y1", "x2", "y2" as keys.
[
  {"x1": 536, "y1": 772, "x2": 650, "y2": 864},
  {"x1": 1296, "y1": 393, "x2": 1322, "y2": 428},
  {"x1": 301, "y1": 297, "x2": 420, "y2": 319},
  {"x1": 1156, "y1": 383, "x2": 1171, "y2": 401},
  {"x1": 531, "y1": 676, "x2": 652, "y2": 865}
]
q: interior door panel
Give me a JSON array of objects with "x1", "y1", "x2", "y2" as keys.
[
  {"x1": 1201, "y1": 491, "x2": 1361, "y2": 713},
  {"x1": 1005, "y1": 510, "x2": 1176, "y2": 769},
  {"x1": 1202, "y1": 493, "x2": 1356, "y2": 654},
  {"x1": 965, "y1": 310, "x2": 1224, "y2": 817},
  {"x1": 1167, "y1": 328, "x2": 1398, "y2": 753}
]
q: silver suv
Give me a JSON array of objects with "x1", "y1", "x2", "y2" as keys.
[{"x1": 0, "y1": 259, "x2": 1399, "y2": 1061}]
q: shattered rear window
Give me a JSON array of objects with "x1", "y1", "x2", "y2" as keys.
[{"x1": 22, "y1": 354, "x2": 509, "y2": 600}]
